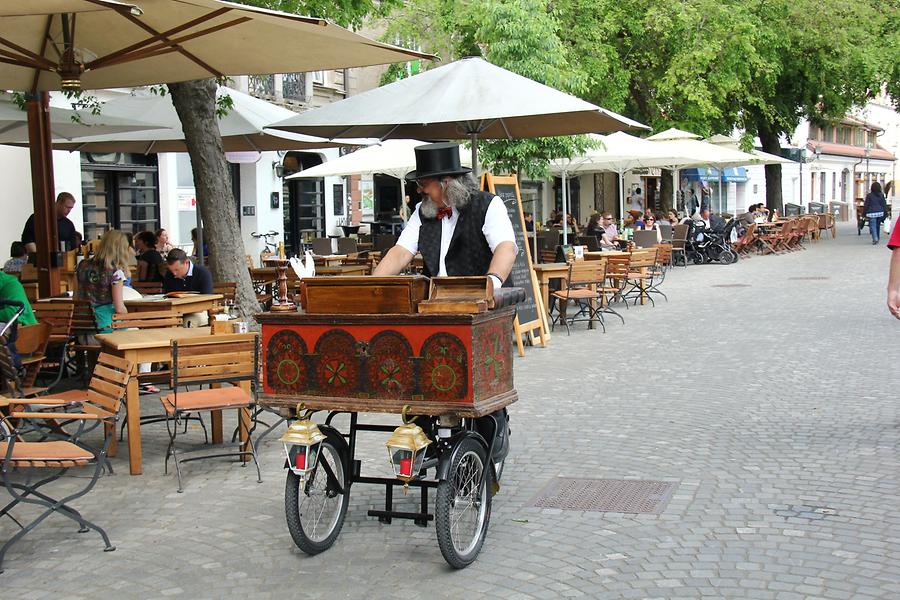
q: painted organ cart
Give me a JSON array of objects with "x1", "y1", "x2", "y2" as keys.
[{"x1": 258, "y1": 276, "x2": 521, "y2": 568}]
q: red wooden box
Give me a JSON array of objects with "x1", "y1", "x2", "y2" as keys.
[{"x1": 257, "y1": 307, "x2": 517, "y2": 417}]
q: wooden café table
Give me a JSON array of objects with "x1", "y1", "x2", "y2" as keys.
[
  {"x1": 125, "y1": 293, "x2": 223, "y2": 316},
  {"x1": 95, "y1": 326, "x2": 251, "y2": 475},
  {"x1": 533, "y1": 251, "x2": 629, "y2": 322}
]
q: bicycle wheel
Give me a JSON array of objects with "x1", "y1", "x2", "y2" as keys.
[
  {"x1": 435, "y1": 436, "x2": 492, "y2": 569},
  {"x1": 285, "y1": 439, "x2": 348, "y2": 555}
]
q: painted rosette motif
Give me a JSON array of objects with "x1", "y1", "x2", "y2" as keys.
[
  {"x1": 314, "y1": 329, "x2": 359, "y2": 396},
  {"x1": 419, "y1": 332, "x2": 468, "y2": 401},
  {"x1": 366, "y1": 330, "x2": 414, "y2": 398},
  {"x1": 266, "y1": 330, "x2": 308, "y2": 394}
]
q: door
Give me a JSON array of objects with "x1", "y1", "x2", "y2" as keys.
[{"x1": 81, "y1": 154, "x2": 160, "y2": 240}]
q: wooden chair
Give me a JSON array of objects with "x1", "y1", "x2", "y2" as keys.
[
  {"x1": 602, "y1": 254, "x2": 631, "y2": 313},
  {"x1": 732, "y1": 223, "x2": 757, "y2": 257},
  {"x1": 161, "y1": 333, "x2": 261, "y2": 492},
  {"x1": 111, "y1": 310, "x2": 183, "y2": 331},
  {"x1": 31, "y1": 302, "x2": 74, "y2": 391},
  {"x1": 758, "y1": 221, "x2": 791, "y2": 254},
  {"x1": 336, "y1": 237, "x2": 358, "y2": 255},
  {"x1": 311, "y1": 238, "x2": 333, "y2": 256},
  {"x1": 130, "y1": 281, "x2": 163, "y2": 295},
  {"x1": 550, "y1": 261, "x2": 607, "y2": 335},
  {"x1": 818, "y1": 213, "x2": 837, "y2": 239},
  {"x1": 622, "y1": 248, "x2": 659, "y2": 306},
  {"x1": 0, "y1": 323, "x2": 51, "y2": 399},
  {"x1": 0, "y1": 353, "x2": 133, "y2": 572}
]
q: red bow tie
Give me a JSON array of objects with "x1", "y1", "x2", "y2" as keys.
[{"x1": 436, "y1": 207, "x2": 453, "y2": 220}]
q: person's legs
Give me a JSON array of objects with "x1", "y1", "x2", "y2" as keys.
[{"x1": 869, "y1": 216, "x2": 880, "y2": 243}]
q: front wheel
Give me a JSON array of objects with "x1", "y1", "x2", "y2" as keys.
[
  {"x1": 718, "y1": 248, "x2": 738, "y2": 265},
  {"x1": 285, "y1": 439, "x2": 349, "y2": 555},
  {"x1": 435, "y1": 436, "x2": 492, "y2": 569}
]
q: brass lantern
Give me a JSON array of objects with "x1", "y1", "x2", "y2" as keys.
[
  {"x1": 385, "y1": 406, "x2": 432, "y2": 485},
  {"x1": 279, "y1": 406, "x2": 325, "y2": 480}
]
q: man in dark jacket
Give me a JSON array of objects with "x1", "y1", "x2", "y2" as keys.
[{"x1": 163, "y1": 248, "x2": 213, "y2": 294}]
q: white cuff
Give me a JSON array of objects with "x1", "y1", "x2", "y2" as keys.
[{"x1": 488, "y1": 274, "x2": 502, "y2": 290}]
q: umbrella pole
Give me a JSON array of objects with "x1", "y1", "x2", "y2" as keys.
[
  {"x1": 672, "y1": 170, "x2": 678, "y2": 213},
  {"x1": 562, "y1": 169, "x2": 568, "y2": 246},
  {"x1": 196, "y1": 212, "x2": 204, "y2": 265},
  {"x1": 470, "y1": 133, "x2": 478, "y2": 177},
  {"x1": 718, "y1": 169, "x2": 723, "y2": 214},
  {"x1": 27, "y1": 92, "x2": 60, "y2": 297},
  {"x1": 619, "y1": 169, "x2": 625, "y2": 226}
]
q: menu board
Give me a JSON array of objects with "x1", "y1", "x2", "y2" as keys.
[{"x1": 481, "y1": 174, "x2": 546, "y2": 343}]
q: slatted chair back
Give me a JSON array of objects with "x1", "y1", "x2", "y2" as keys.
[
  {"x1": 604, "y1": 254, "x2": 630, "y2": 284},
  {"x1": 131, "y1": 281, "x2": 163, "y2": 295},
  {"x1": 33, "y1": 302, "x2": 73, "y2": 346},
  {"x1": 628, "y1": 248, "x2": 658, "y2": 270},
  {"x1": 213, "y1": 281, "x2": 237, "y2": 303},
  {"x1": 83, "y1": 353, "x2": 133, "y2": 419},
  {"x1": 111, "y1": 310, "x2": 183, "y2": 330},
  {"x1": 564, "y1": 260, "x2": 607, "y2": 290},
  {"x1": 655, "y1": 243, "x2": 673, "y2": 268},
  {"x1": 539, "y1": 249, "x2": 556, "y2": 264},
  {"x1": 71, "y1": 299, "x2": 99, "y2": 339},
  {"x1": 0, "y1": 323, "x2": 50, "y2": 397},
  {"x1": 170, "y1": 333, "x2": 259, "y2": 392}
]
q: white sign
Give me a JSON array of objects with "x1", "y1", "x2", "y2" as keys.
[{"x1": 177, "y1": 192, "x2": 196, "y2": 211}]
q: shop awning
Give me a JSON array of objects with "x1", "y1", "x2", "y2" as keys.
[{"x1": 682, "y1": 167, "x2": 748, "y2": 183}]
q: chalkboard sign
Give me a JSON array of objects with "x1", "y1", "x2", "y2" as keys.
[{"x1": 481, "y1": 173, "x2": 548, "y2": 350}]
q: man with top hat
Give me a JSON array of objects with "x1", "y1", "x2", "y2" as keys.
[
  {"x1": 373, "y1": 142, "x2": 515, "y2": 466},
  {"x1": 373, "y1": 142, "x2": 517, "y2": 291}
]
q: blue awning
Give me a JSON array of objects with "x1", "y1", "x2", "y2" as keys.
[{"x1": 682, "y1": 167, "x2": 748, "y2": 183}]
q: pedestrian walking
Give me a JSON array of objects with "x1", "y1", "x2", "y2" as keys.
[{"x1": 863, "y1": 181, "x2": 887, "y2": 245}]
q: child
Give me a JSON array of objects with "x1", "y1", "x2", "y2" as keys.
[{"x1": 3, "y1": 242, "x2": 27, "y2": 274}]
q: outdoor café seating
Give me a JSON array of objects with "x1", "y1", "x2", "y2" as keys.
[{"x1": 0, "y1": 353, "x2": 133, "y2": 573}]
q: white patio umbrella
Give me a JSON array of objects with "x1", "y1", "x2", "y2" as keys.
[
  {"x1": 0, "y1": 0, "x2": 429, "y2": 295},
  {"x1": 0, "y1": 92, "x2": 167, "y2": 141},
  {"x1": 704, "y1": 134, "x2": 794, "y2": 214},
  {"x1": 549, "y1": 132, "x2": 715, "y2": 239},
  {"x1": 32, "y1": 86, "x2": 364, "y2": 153},
  {"x1": 286, "y1": 139, "x2": 472, "y2": 180},
  {"x1": 269, "y1": 56, "x2": 648, "y2": 173},
  {"x1": 647, "y1": 129, "x2": 766, "y2": 215}
]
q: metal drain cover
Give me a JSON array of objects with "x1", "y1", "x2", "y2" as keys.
[
  {"x1": 711, "y1": 284, "x2": 751, "y2": 288},
  {"x1": 531, "y1": 478, "x2": 678, "y2": 514}
]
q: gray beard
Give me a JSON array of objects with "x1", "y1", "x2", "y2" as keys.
[{"x1": 418, "y1": 176, "x2": 474, "y2": 219}]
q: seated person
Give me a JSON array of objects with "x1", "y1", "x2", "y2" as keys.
[
  {"x1": 547, "y1": 210, "x2": 563, "y2": 228},
  {"x1": 0, "y1": 271, "x2": 37, "y2": 369},
  {"x1": 565, "y1": 213, "x2": 581, "y2": 235},
  {"x1": 3, "y1": 242, "x2": 27, "y2": 274},
  {"x1": 134, "y1": 231, "x2": 164, "y2": 282},
  {"x1": 163, "y1": 248, "x2": 213, "y2": 294},
  {"x1": 523, "y1": 211, "x2": 535, "y2": 232},
  {"x1": 585, "y1": 213, "x2": 605, "y2": 239},
  {"x1": 599, "y1": 214, "x2": 621, "y2": 249}
]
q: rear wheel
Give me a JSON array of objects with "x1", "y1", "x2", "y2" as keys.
[
  {"x1": 718, "y1": 248, "x2": 738, "y2": 264},
  {"x1": 285, "y1": 439, "x2": 348, "y2": 555},
  {"x1": 435, "y1": 437, "x2": 492, "y2": 569}
]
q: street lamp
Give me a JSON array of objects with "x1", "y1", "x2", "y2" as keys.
[{"x1": 798, "y1": 143, "x2": 822, "y2": 207}]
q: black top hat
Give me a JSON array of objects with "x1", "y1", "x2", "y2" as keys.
[{"x1": 405, "y1": 142, "x2": 472, "y2": 181}]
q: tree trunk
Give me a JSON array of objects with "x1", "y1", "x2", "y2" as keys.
[
  {"x1": 757, "y1": 121, "x2": 784, "y2": 214},
  {"x1": 659, "y1": 169, "x2": 673, "y2": 212},
  {"x1": 168, "y1": 79, "x2": 261, "y2": 323}
]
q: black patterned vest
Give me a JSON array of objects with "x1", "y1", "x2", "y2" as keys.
[{"x1": 418, "y1": 190, "x2": 496, "y2": 279}]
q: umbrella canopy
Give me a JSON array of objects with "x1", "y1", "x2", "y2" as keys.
[
  {"x1": 646, "y1": 127, "x2": 701, "y2": 141},
  {"x1": 0, "y1": 91, "x2": 167, "y2": 141},
  {"x1": 0, "y1": 0, "x2": 432, "y2": 92},
  {"x1": 270, "y1": 57, "x2": 646, "y2": 141},
  {"x1": 33, "y1": 86, "x2": 365, "y2": 153},
  {"x1": 550, "y1": 132, "x2": 709, "y2": 174},
  {"x1": 285, "y1": 139, "x2": 472, "y2": 181},
  {"x1": 2, "y1": 0, "x2": 429, "y2": 297},
  {"x1": 705, "y1": 134, "x2": 794, "y2": 165}
]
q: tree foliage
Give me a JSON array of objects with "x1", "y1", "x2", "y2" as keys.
[{"x1": 383, "y1": 0, "x2": 898, "y2": 208}]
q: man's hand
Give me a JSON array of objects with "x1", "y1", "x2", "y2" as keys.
[
  {"x1": 373, "y1": 245, "x2": 414, "y2": 276},
  {"x1": 888, "y1": 248, "x2": 900, "y2": 319}
]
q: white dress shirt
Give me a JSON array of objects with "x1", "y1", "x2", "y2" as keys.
[{"x1": 396, "y1": 196, "x2": 517, "y2": 276}]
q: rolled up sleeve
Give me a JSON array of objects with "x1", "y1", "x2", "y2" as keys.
[
  {"x1": 482, "y1": 196, "x2": 518, "y2": 252},
  {"x1": 396, "y1": 204, "x2": 422, "y2": 255}
]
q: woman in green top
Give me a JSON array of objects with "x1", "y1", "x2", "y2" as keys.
[{"x1": 0, "y1": 271, "x2": 37, "y2": 326}]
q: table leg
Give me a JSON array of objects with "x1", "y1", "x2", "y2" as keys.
[
  {"x1": 539, "y1": 277, "x2": 551, "y2": 323},
  {"x1": 126, "y1": 376, "x2": 142, "y2": 475},
  {"x1": 211, "y1": 410, "x2": 223, "y2": 445},
  {"x1": 238, "y1": 381, "x2": 251, "y2": 464}
]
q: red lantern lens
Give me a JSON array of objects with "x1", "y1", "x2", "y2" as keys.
[
  {"x1": 294, "y1": 452, "x2": 306, "y2": 471},
  {"x1": 399, "y1": 457, "x2": 412, "y2": 476}
]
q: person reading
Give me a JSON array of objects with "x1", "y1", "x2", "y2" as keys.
[{"x1": 163, "y1": 248, "x2": 213, "y2": 294}]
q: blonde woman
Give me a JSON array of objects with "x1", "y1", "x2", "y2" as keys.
[
  {"x1": 75, "y1": 229, "x2": 130, "y2": 333},
  {"x1": 76, "y1": 230, "x2": 159, "y2": 393}
]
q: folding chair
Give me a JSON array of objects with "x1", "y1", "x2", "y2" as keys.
[
  {"x1": 71, "y1": 299, "x2": 101, "y2": 385},
  {"x1": 549, "y1": 261, "x2": 607, "y2": 335},
  {"x1": 0, "y1": 353, "x2": 132, "y2": 573},
  {"x1": 602, "y1": 254, "x2": 631, "y2": 314},
  {"x1": 162, "y1": 333, "x2": 261, "y2": 492},
  {"x1": 670, "y1": 224, "x2": 689, "y2": 268},
  {"x1": 0, "y1": 323, "x2": 51, "y2": 399},
  {"x1": 643, "y1": 244, "x2": 670, "y2": 303},
  {"x1": 31, "y1": 302, "x2": 74, "y2": 391},
  {"x1": 622, "y1": 248, "x2": 659, "y2": 306}
]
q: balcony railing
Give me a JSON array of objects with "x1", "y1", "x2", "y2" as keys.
[
  {"x1": 248, "y1": 74, "x2": 275, "y2": 98},
  {"x1": 282, "y1": 72, "x2": 307, "y2": 102}
]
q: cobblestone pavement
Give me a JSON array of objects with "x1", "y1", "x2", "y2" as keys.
[{"x1": 3, "y1": 226, "x2": 899, "y2": 599}]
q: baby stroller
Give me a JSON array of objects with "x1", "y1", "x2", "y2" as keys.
[{"x1": 686, "y1": 220, "x2": 738, "y2": 265}]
